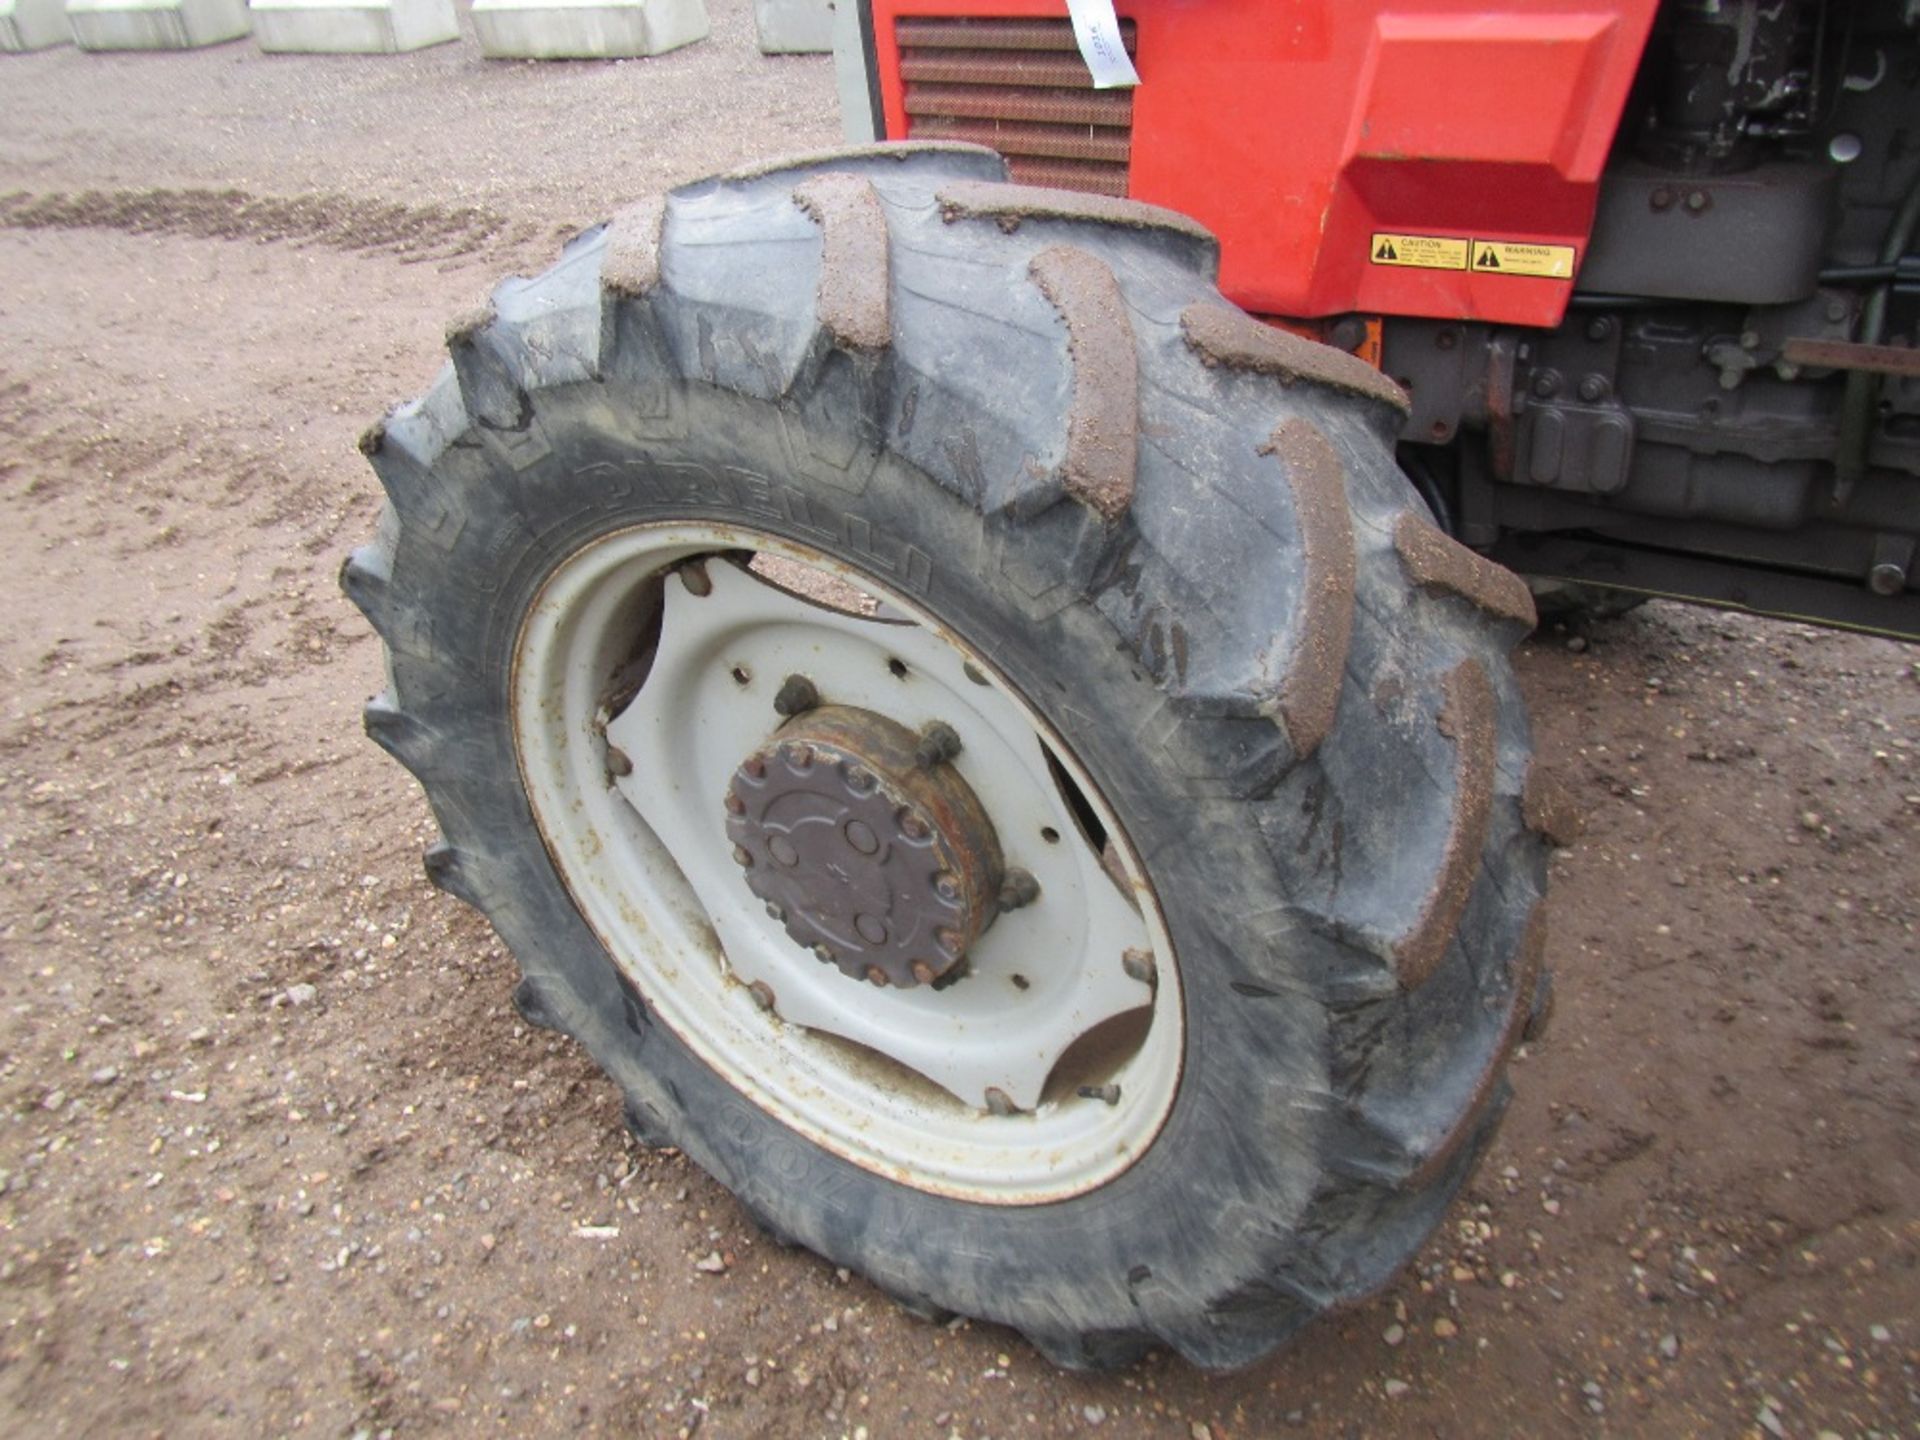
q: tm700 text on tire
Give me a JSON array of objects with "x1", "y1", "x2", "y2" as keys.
[{"x1": 343, "y1": 142, "x2": 1556, "y2": 1371}]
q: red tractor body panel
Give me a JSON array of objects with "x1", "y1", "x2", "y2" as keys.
[{"x1": 873, "y1": 0, "x2": 1661, "y2": 326}]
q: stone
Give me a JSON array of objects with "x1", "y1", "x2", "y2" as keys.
[
  {"x1": 752, "y1": 0, "x2": 827, "y2": 53},
  {"x1": 471, "y1": 0, "x2": 707, "y2": 60},
  {"x1": 67, "y1": 0, "x2": 249, "y2": 49},
  {"x1": 1, "y1": 0, "x2": 70, "y2": 49},
  {"x1": 249, "y1": 0, "x2": 457, "y2": 52}
]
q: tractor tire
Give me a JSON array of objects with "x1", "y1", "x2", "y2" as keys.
[{"x1": 342, "y1": 142, "x2": 1554, "y2": 1371}]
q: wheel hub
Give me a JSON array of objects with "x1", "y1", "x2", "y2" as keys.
[{"x1": 725, "y1": 705, "x2": 1004, "y2": 989}]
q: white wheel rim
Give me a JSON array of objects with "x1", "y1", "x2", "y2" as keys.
[{"x1": 511, "y1": 525, "x2": 1183, "y2": 1204}]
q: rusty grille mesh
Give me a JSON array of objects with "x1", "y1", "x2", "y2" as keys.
[{"x1": 896, "y1": 16, "x2": 1135, "y2": 198}]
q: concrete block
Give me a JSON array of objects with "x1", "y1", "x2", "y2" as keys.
[
  {"x1": 67, "y1": 0, "x2": 250, "y2": 48},
  {"x1": 472, "y1": 0, "x2": 707, "y2": 60},
  {"x1": 753, "y1": 0, "x2": 828, "y2": 53},
  {"x1": 1, "y1": 0, "x2": 72, "y2": 49},
  {"x1": 249, "y1": 0, "x2": 457, "y2": 53}
]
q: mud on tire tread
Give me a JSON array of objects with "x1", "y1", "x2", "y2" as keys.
[{"x1": 344, "y1": 142, "x2": 1548, "y2": 1371}]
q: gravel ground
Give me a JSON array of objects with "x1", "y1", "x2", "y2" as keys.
[{"x1": 1, "y1": 7, "x2": 1917, "y2": 1437}]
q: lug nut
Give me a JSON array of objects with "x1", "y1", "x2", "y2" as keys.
[
  {"x1": 748, "y1": 980, "x2": 776, "y2": 1011},
  {"x1": 934, "y1": 927, "x2": 963, "y2": 956},
  {"x1": 933, "y1": 872, "x2": 960, "y2": 902},
  {"x1": 998, "y1": 869, "x2": 1040, "y2": 911},
  {"x1": 1121, "y1": 948, "x2": 1156, "y2": 986},
  {"x1": 914, "y1": 721, "x2": 963, "y2": 770},
  {"x1": 764, "y1": 901, "x2": 786, "y2": 923},
  {"x1": 865, "y1": 965, "x2": 890, "y2": 988},
  {"x1": 811, "y1": 943, "x2": 834, "y2": 965},
  {"x1": 984, "y1": 1087, "x2": 1018, "y2": 1116},
  {"x1": 910, "y1": 959, "x2": 937, "y2": 986},
  {"x1": 605, "y1": 745, "x2": 634, "y2": 778},
  {"x1": 773, "y1": 674, "x2": 819, "y2": 717}
]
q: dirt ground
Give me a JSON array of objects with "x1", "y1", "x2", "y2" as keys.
[{"x1": 1, "y1": 7, "x2": 1916, "y2": 1437}]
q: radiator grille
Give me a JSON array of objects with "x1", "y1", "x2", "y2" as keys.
[{"x1": 896, "y1": 16, "x2": 1136, "y2": 198}]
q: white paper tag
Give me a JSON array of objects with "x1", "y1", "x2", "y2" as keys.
[{"x1": 1066, "y1": 0, "x2": 1140, "y2": 90}]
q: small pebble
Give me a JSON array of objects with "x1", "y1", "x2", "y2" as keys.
[
  {"x1": 1869, "y1": 1324, "x2": 1891, "y2": 1343},
  {"x1": 694, "y1": 1251, "x2": 726, "y2": 1273},
  {"x1": 1383, "y1": 1324, "x2": 1405, "y2": 1347},
  {"x1": 1082, "y1": 1405, "x2": 1106, "y2": 1425},
  {"x1": 1383, "y1": 1380, "x2": 1410, "y2": 1400},
  {"x1": 1432, "y1": 1318, "x2": 1458, "y2": 1339},
  {"x1": 90, "y1": 1066, "x2": 119, "y2": 1086},
  {"x1": 284, "y1": 983, "x2": 317, "y2": 1006},
  {"x1": 1658, "y1": 1333, "x2": 1679, "y2": 1359},
  {"x1": 1757, "y1": 1405, "x2": 1787, "y2": 1439}
]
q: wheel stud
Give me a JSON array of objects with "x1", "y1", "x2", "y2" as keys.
[
  {"x1": 748, "y1": 980, "x2": 776, "y2": 1011},
  {"x1": 1122, "y1": 948, "x2": 1156, "y2": 986},
  {"x1": 811, "y1": 944, "x2": 834, "y2": 965},
  {"x1": 998, "y1": 868, "x2": 1040, "y2": 911},
  {"x1": 765, "y1": 901, "x2": 786, "y2": 923},
  {"x1": 605, "y1": 745, "x2": 633, "y2": 778},
  {"x1": 934, "y1": 926, "x2": 963, "y2": 956},
  {"x1": 984, "y1": 1087, "x2": 1018, "y2": 1116},
  {"x1": 731, "y1": 844, "x2": 754, "y2": 868},
  {"x1": 1077, "y1": 1083, "x2": 1121, "y2": 1106},
  {"x1": 724, "y1": 791, "x2": 745, "y2": 816},
  {"x1": 865, "y1": 965, "x2": 890, "y2": 988},
  {"x1": 910, "y1": 959, "x2": 937, "y2": 986},
  {"x1": 773, "y1": 674, "x2": 820, "y2": 717},
  {"x1": 914, "y1": 721, "x2": 963, "y2": 770}
]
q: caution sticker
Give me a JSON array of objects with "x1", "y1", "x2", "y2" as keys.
[
  {"x1": 1369, "y1": 233, "x2": 1469, "y2": 271},
  {"x1": 1470, "y1": 240, "x2": 1577, "y2": 279}
]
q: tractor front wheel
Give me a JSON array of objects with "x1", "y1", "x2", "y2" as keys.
[{"x1": 344, "y1": 142, "x2": 1553, "y2": 1370}]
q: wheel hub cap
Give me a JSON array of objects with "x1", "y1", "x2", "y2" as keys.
[{"x1": 725, "y1": 706, "x2": 1004, "y2": 989}]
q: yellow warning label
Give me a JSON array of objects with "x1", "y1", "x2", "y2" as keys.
[
  {"x1": 1470, "y1": 240, "x2": 1577, "y2": 279},
  {"x1": 1369, "y1": 232, "x2": 1469, "y2": 271}
]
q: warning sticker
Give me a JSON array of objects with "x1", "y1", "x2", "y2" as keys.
[
  {"x1": 1369, "y1": 233, "x2": 1469, "y2": 271},
  {"x1": 1470, "y1": 240, "x2": 1577, "y2": 279}
]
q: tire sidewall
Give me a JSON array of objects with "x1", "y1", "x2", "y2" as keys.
[{"x1": 395, "y1": 380, "x2": 1341, "y2": 1338}]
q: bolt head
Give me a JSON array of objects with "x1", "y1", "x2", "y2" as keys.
[
  {"x1": 730, "y1": 844, "x2": 753, "y2": 868},
  {"x1": 1868, "y1": 562, "x2": 1906, "y2": 597},
  {"x1": 910, "y1": 959, "x2": 937, "y2": 986},
  {"x1": 865, "y1": 965, "x2": 890, "y2": 988}
]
